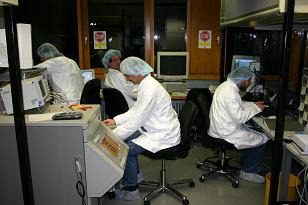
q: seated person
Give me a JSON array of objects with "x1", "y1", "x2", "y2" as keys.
[
  {"x1": 35, "y1": 43, "x2": 84, "y2": 104},
  {"x1": 103, "y1": 57, "x2": 181, "y2": 200},
  {"x1": 208, "y1": 67, "x2": 269, "y2": 183},
  {"x1": 102, "y1": 49, "x2": 137, "y2": 108}
]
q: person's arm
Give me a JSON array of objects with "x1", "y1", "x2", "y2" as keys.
[
  {"x1": 113, "y1": 85, "x2": 156, "y2": 140},
  {"x1": 34, "y1": 59, "x2": 55, "y2": 71},
  {"x1": 226, "y1": 92, "x2": 261, "y2": 124}
]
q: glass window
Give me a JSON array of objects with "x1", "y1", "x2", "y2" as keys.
[
  {"x1": 88, "y1": 0, "x2": 144, "y2": 68},
  {"x1": 154, "y1": 0, "x2": 187, "y2": 70}
]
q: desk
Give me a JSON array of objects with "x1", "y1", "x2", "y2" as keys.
[
  {"x1": 280, "y1": 142, "x2": 308, "y2": 201},
  {"x1": 252, "y1": 117, "x2": 304, "y2": 201},
  {"x1": 252, "y1": 117, "x2": 297, "y2": 140}
]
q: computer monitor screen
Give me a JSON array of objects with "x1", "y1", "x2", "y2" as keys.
[
  {"x1": 157, "y1": 51, "x2": 189, "y2": 81},
  {"x1": 81, "y1": 69, "x2": 95, "y2": 84},
  {"x1": 231, "y1": 55, "x2": 260, "y2": 71}
]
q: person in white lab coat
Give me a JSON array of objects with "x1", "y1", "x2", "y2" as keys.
[
  {"x1": 35, "y1": 43, "x2": 84, "y2": 104},
  {"x1": 103, "y1": 57, "x2": 181, "y2": 200},
  {"x1": 102, "y1": 49, "x2": 137, "y2": 108},
  {"x1": 208, "y1": 67, "x2": 269, "y2": 183}
]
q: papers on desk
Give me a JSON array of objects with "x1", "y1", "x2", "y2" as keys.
[
  {"x1": 293, "y1": 134, "x2": 308, "y2": 154},
  {"x1": 299, "y1": 102, "x2": 304, "y2": 111},
  {"x1": 301, "y1": 86, "x2": 306, "y2": 95}
]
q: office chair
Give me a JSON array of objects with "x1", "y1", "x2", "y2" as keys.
[
  {"x1": 195, "y1": 94, "x2": 240, "y2": 188},
  {"x1": 185, "y1": 88, "x2": 212, "y2": 144},
  {"x1": 80, "y1": 79, "x2": 102, "y2": 104},
  {"x1": 102, "y1": 88, "x2": 129, "y2": 118},
  {"x1": 140, "y1": 101, "x2": 198, "y2": 205}
]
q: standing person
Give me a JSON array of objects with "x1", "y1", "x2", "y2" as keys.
[
  {"x1": 208, "y1": 67, "x2": 269, "y2": 183},
  {"x1": 102, "y1": 49, "x2": 137, "y2": 108},
  {"x1": 103, "y1": 57, "x2": 181, "y2": 200},
  {"x1": 35, "y1": 43, "x2": 84, "y2": 104}
]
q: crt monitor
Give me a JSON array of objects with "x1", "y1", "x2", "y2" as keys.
[
  {"x1": 157, "y1": 51, "x2": 189, "y2": 81},
  {"x1": 81, "y1": 69, "x2": 95, "y2": 84},
  {"x1": 231, "y1": 55, "x2": 260, "y2": 71}
]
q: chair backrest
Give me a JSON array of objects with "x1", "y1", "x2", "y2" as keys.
[
  {"x1": 102, "y1": 88, "x2": 129, "y2": 118},
  {"x1": 185, "y1": 88, "x2": 212, "y2": 134},
  {"x1": 196, "y1": 94, "x2": 211, "y2": 133},
  {"x1": 197, "y1": 93, "x2": 232, "y2": 148},
  {"x1": 178, "y1": 100, "x2": 198, "y2": 147},
  {"x1": 80, "y1": 79, "x2": 101, "y2": 104}
]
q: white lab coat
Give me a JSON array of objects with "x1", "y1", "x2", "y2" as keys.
[
  {"x1": 208, "y1": 79, "x2": 268, "y2": 149},
  {"x1": 35, "y1": 56, "x2": 84, "y2": 104},
  {"x1": 104, "y1": 69, "x2": 138, "y2": 108},
  {"x1": 113, "y1": 75, "x2": 181, "y2": 153}
]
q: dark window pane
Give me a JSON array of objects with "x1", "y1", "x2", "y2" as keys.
[
  {"x1": 154, "y1": 0, "x2": 187, "y2": 70},
  {"x1": 88, "y1": 0, "x2": 144, "y2": 68}
]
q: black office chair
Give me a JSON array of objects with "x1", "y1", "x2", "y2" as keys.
[
  {"x1": 102, "y1": 88, "x2": 129, "y2": 118},
  {"x1": 195, "y1": 94, "x2": 240, "y2": 188},
  {"x1": 185, "y1": 88, "x2": 212, "y2": 143},
  {"x1": 140, "y1": 100, "x2": 198, "y2": 205},
  {"x1": 80, "y1": 79, "x2": 102, "y2": 104}
]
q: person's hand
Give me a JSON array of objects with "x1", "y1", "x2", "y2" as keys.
[
  {"x1": 255, "y1": 101, "x2": 265, "y2": 110},
  {"x1": 102, "y1": 119, "x2": 116, "y2": 126}
]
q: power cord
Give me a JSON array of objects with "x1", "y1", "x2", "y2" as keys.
[
  {"x1": 74, "y1": 158, "x2": 86, "y2": 205},
  {"x1": 296, "y1": 165, "x2": 308, "y2": 205}
]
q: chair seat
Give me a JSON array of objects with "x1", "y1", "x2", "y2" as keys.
[
  {"x1": 143, "y1": 143, "x2": 189, "y2": 160},
  {"x1": 210, "y1": 137, "x2": 236, "y2": 149}
]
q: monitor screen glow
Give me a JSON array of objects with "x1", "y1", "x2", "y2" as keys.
[
  {"x1": 157, "y1": 51, "x2": 189, "y2": 81},
  {"x1": 81, "y1": 69, "x2": 95, "y2": 84},
  {"x1": 231, "y1": 55, "x2": 260, "y2": 71}
]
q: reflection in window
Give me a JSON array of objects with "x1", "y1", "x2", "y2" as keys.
[
  {"x1": 88, "y1": 0, "x2": 144, "y2": 68},
  {"x1": 154, "y1": 0, "x2": 187, "y2": 70}
]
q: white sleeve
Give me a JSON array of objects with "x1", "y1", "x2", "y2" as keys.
[
  {"x1": 226, "y1": 92, "x2": 261, "y2": 124},
  {"x1": 34, "y1": 59, "x2": 56, "y2": 72},
  {"x1": 113, "y1": 86, "x2": 156, "y2": 140}
]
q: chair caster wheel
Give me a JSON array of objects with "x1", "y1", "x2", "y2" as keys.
[
  {"x1": 189, "y1": 181, "x2": 195, "y2": 187},
  {"x1": 106, "y1": 191, "x2": 116, "y2": 199},
  {"x1": 144, "y1": 200, "x2": 150, "y2": 205},
  {"x1": 182, "y1": 198, "x2": 189, "y2": 205},
  {"x1": 199, "y1": 175, "x2": 205, "y2": 182},
  {"x1": 232, "y1": 182, "x2": 239, "y2": 188}
]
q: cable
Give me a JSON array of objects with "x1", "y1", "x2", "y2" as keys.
[
  {"x1": 49, "y1": 91, "x2": 70, "y2": 105},
  {"x1": 74, "y1": 158, "x2": 86, "y2": 205},
  {"x1": 296, "y1": 165, "x2": 308, "y2": 205}
]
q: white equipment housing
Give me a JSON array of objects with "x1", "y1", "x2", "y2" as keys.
[{"x1": 0, "y1": 75, "x2": 50, "y2": 114}]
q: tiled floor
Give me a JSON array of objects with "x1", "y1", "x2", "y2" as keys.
[{"x1": 99, "y1": 143, "x2": 268, "y2": 205}]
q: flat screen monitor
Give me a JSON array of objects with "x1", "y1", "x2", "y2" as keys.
[
  {"x1": 231, "y1": 55, "x2": 260, "y2": 71},
  {"x1": 157, "y1": 51, "x2": 189, "y2": 81},
  {"x1": 81, "y1": 69, "x2": 95, "y2": 84}
]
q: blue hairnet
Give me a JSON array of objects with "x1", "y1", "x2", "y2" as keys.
[
  {"x1": 37, "y1": 43, "x2": 63, "y2": 60},
  {"x1": 120, "y1": 57, "x2": 153, "y2": 76},
  {"x1": 102, "y1": 49, "x2": 121, "y2": 68},
  {"x1": 227, "y1": 67, "x2": 254, "y2": 84}
]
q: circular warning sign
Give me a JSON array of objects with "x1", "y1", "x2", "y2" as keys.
[
  {"x1": 200, "y1": 31, "x2": 210, "y2": 42},
  {"x1": 95, "y1": 32, "x2": 105, "y2": 43}
]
